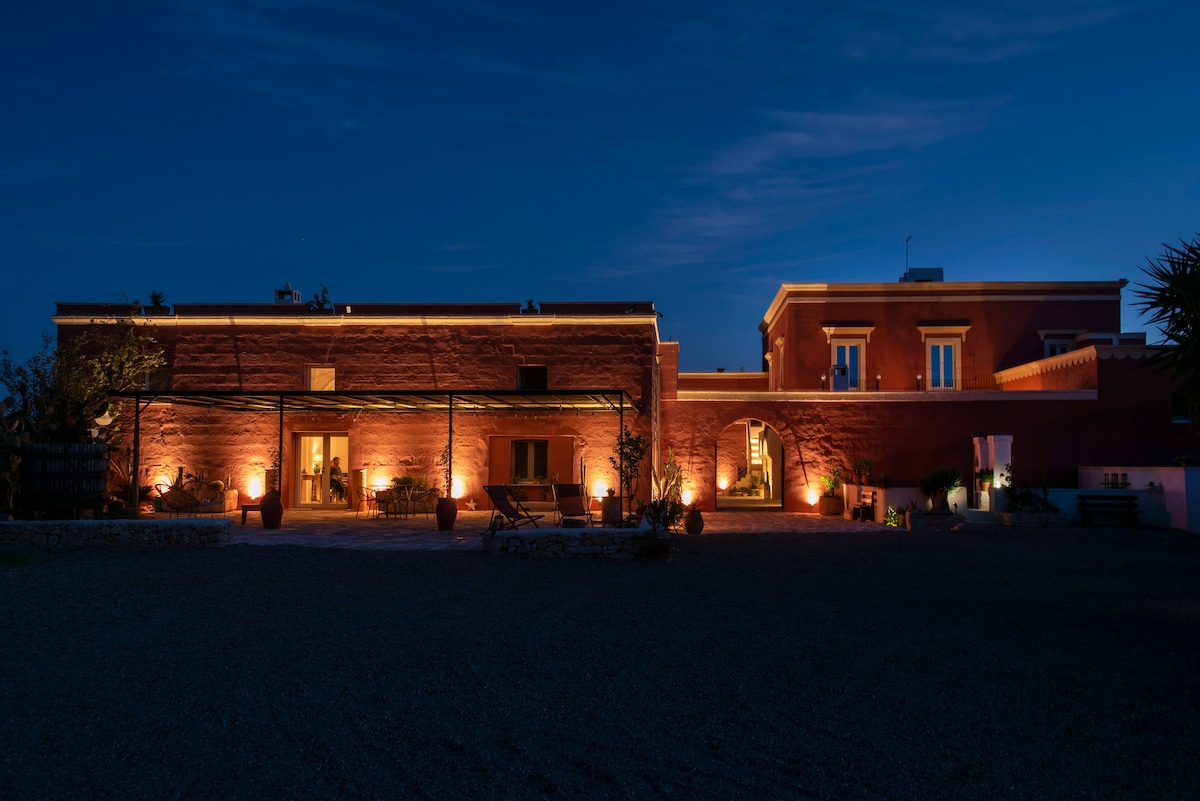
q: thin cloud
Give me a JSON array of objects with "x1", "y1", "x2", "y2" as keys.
[{"x1": 713, "y1": 106, "x2": 983, "y2": 174}]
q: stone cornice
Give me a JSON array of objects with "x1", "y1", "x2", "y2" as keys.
[{"x1": 53, "y1": 314, "x2": 663, "y2": 330}]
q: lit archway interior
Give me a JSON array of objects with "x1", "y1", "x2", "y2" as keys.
[{"x1": 714, "y1": 419, "x2": 784, "y2": 511}]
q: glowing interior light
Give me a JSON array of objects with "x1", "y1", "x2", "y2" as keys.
[
  {"x1": 681, "y1": 489, "x2": 694, "y2": 506},
  {"x1": 592, "y1": 479, "x2": 608, "y2": 498},
  {"x1": 717, "y1": 477, "x2": 729, "y2": 491},
  {"x1": 247, "y1": 476, "x2": 263, "y2": 500},
  {"x1": 806, "y1": 488, "x2": 819, "y2": 505},
  {"x1": 451, "y1": 475, "x2": 466, "y2": 499}
]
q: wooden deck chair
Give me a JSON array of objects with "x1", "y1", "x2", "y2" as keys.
[
  {"x1": 484, "y1": 485, "x2": 544, "y2": 532},
  {"x1": 553, "y1": 483, "x2": 593, "y2": 527}
]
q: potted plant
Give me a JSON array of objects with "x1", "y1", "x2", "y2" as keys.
[
  {"x1": 638, "y1": 497, "x2": 681, "y2": 559},
  {"x1": 143, "y1": 289, "x2": 170, "y2": 316},
  {"x1": 975, "y1": 468, "x2": 994, "y2": 490},
  {"x1": 683, "y1": 499, "x2": 704, "y2": 535},
  {"x1": 851, "y1": 457, "x2": 874, "y2": 486},
  {"x1": 435, "y1": 443, "x2": 457, "y2": 531},
  {"x1": 918, "y1": 466, "x2": 963, "y2": 515},
  {"x1": 261, "y1": 448, "x2": 284, "y2": 529},
  {"x1": 818, "y1": 468, "x2": 843, "y2": 516},
  {"x1": 609, "y1": 425, "x2": 650, "y2": 521}
]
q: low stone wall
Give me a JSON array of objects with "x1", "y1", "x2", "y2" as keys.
[
  {"x1": 483, "y1": 527, "x2": 660, "y2": 558},
  {"x1": 0, "y1": 519, "x2": 232, "y2": 549}
]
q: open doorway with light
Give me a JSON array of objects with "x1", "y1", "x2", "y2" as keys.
[
  {"x1": 295, "y1": 433, "x2": 350, "y2": 508},
  {"x1": 715, "y1": 419, "x2": 783, "y2": 510}
]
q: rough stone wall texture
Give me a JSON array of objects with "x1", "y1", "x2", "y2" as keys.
[
  {"x1": 715, "y1": 424, "x2": 747, "y2": 489},
  {"x1": 98, "y1": 316, "x2": 658, "y2": 510},
  {"x1": 0, "y1": 519, "x2": 231, "y2": 548},
  {"x1": 663, "y1": 356, "x2": 1200, "y2": 511}
]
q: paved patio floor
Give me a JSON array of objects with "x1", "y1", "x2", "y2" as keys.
[{"x1": 217, "y1": 507, "x2": 887, "y2": 550}]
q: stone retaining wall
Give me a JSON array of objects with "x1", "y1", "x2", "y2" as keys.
[
  {"x1": 483, "y1": 528, "x2": 662, "y2": 558},
  {"x1": 0, "y1": 519, "x2": 232, "y2": 549}
]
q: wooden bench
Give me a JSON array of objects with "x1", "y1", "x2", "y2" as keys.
[{"x1": 1077, "y1": 494, "x2": 1139, "y2": 527}]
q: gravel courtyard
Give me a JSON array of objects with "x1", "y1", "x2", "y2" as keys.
[{"x1": 2, "y1": 525, "x2": 1198, "y2": 800}]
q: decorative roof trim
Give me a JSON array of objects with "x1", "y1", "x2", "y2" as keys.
[
  {"x1": 53, "y1": 314, "x2": 662, "y2": 329},
  {"x1": 994, "y1": 345, "x2": 1154, "y2": 384},
  {"x1": 1035, "y1": 329, "x2": 1086, "y2": 341}
]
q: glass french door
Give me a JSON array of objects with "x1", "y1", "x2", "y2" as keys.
[{"x1": 296, "y1": 433, "x2": 350, "y2": 508}]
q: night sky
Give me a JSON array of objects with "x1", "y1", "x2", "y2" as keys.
[{"x1": 2, "y1": 1, "x2": 1198, "y2": 372}]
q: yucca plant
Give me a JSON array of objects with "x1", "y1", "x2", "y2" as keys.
[{"x1": 918, "y1": 466, "x2": 963, "y2": 514}]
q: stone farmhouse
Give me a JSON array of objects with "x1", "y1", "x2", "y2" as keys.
[{"x1": 54, "y1": 272, "x2": 1195, "y2": 516}]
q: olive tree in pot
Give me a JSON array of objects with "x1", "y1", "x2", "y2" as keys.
[
  {"x1": 435, "y1": 443, "x2": 457, "y2": 531},
  {"x1": 609, "y1": 425, "x2": 650, "y2": 523}
]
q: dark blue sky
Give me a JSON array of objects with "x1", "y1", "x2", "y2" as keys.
[{"x1": 3, "y1": 0, "x2": 1198, "y2": 371}]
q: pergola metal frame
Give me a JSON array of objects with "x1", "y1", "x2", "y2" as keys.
[{"x1": 111, "y1": 388, "x2": 635, "y2": 517}]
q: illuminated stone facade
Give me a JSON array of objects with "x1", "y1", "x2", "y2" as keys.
[{"x1": 55, "y1": 279, "x2": 1196, "y2": 514}]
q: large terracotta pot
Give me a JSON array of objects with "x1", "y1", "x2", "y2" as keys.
[
  {"x1": 683, "y1": 508, "x2": 704, "y2": 535},
  {"x1": 436, "y1": 497, "x2": 458, "y2": 531},
  {"x1": 818, "y1": 496, "x2": 844, "y2": 516},
  {"x1": 261, "y1": 493, "x2": 284, "y2": 529}
]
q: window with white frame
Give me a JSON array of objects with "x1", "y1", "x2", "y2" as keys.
[
  {"x1": 307, "y1": 365, "x2": 336, "y2": 391},
  {"x1": 830, "y1": 339, "x2": 866, "y2": 391},
  {"x1": 821, "y1": 326, "x2": 873, "y2": 392},
  {"x1": 917, "y1": 325, "x2": 969, "y2": 391},
  {"x1": 926, "y1": 338, "x2": 959, "y2": 390},
  {"x1": 1044, "y1": 339, "x2": 1076, "y2": 358}
]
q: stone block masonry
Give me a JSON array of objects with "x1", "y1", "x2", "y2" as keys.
[{"x1": 0, "y1": 519, "x2": 232, "y2": 549}]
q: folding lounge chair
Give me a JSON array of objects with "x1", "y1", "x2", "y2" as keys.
[
  {"x1": 553, "y1": 483, "x2": 593, "y2": 527},
  {"x1": 155, "y1": 484, "x2": 222, "y2": 518},
  {"x1": 484, "y1": 485, "x2": 544, "y2": 531}
]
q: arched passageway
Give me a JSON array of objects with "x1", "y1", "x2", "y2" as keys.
[{"x1": 714, "y1": 419, "x2": 784, "y2": 510}]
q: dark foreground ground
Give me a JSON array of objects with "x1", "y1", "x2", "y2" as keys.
[{"x1": 2, "y1": 527, "x2": 1198, "y2": 800}]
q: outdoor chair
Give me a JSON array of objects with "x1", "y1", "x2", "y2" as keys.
[
  {"x1": 853, "y1": 490, "x2": 877, "y2": 523},
  {"x1": 354, "y1": 485, "x2": 378, "y2": 519},
  {"x1": 409, "y1": 488, "x2": 436, "y2": 519},
  {"x1": 553, "y1": 483, "x2": 594, "y2": 527},
  {"x1": 155, "y1": 484, "x2": 222, "y2": 518},
  {"x1": 484, "y1": 485, "x2": 544, "y2": 532}
]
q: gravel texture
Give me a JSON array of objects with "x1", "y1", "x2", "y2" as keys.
[{"x1": 2, "y1": 526, "x2": 1198, "y2": 800}]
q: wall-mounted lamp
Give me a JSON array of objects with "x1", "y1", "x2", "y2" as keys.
[{"x1": 94, "y1": 409, "x2": 113, "y2": 427}]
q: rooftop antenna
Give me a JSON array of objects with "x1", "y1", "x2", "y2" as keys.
[{"x1": 905, "y1": 235, "x2": 912, "y2": 271}]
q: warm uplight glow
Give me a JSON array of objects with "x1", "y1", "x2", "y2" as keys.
[
  {"x1": 592, "y1": 479, "x2": 608, "y2": 498},
  {"x1": 717, "y1": 477, "x2": 729, "y2": 491},
  {"x1": 451, "y1": 475, "x2": 466, "y2": 499},
  {"x1": 681, "y1": 489, "x2": 694, "y2": 506},
  {"x1": 247, "y1": 476, "x2": 263, "y2": 500},
  {"x1": 154, "y1": 475, "x2": 171, "y2": 494},
  {"x1": 806, "y1": 488, "x2": 819, "y2": 505}
]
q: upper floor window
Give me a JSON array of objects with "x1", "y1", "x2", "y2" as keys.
[
  {"x1": 917, "y1": 324, "x2": 970, "y2": 391},
  {"x1": 1045, "y1": 340, "x2": 1076, "y2": 358},
  {"x1": 927, "y1": 339, "x2": 958, "y2": 390},
  {"x1": 518, "y1": 365, "x2": 548, "y2": 391},
  {"x1": 307, "y1": 365, "x2": 335, "y2": 391},
  {"x1": 1037, "y1": 329, "x2": 1084, "y2": 360},
  {"x1": 830, "y1": 340, "x2": 866, "y2": 391},
  {"x1": 821, "y1": 326, "x2": 874, "y2": 392}
]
